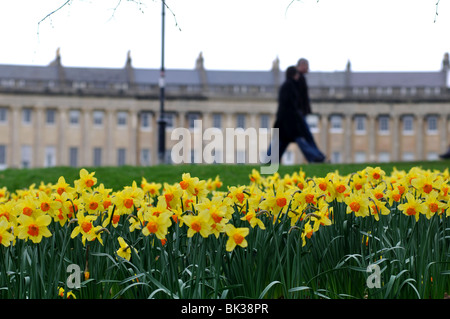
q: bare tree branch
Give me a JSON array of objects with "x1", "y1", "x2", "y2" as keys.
[
  {"x1": 434, "y1": 0, "x2": 441, "y2": 23},
  {"x1": 37, "y1": 0, "x2": 180, "y2": 32},
  {"x1": 37, "y1": 0, "x2": 72, "y2": 37},
  {"x1": 38, "y1": 0, "x2": 72, "y2": 24}
]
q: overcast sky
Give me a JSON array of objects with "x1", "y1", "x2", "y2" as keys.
[{"x1": 0, "y1": 0, "x2": 449, "y2": 72}]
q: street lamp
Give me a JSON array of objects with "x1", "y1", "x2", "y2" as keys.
[{"x1": 157, "y1": 0, "x2": 166, "y2": 164}]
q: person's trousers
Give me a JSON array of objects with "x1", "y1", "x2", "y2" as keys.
[{"x1": 267, "y1": 135, "x2": 325, "y2": 163}]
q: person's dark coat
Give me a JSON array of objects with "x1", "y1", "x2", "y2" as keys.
[
  {"x1": 297, "y1": 73, "x2": 312, "y2": 116},
  {"x1": 273, "y1": 78, "x2": 308, "y2": 143}
]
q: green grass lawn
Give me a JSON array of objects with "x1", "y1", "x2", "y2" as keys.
[{"x1": 0, "y1": 160, "x2": 449, "y2": 192}]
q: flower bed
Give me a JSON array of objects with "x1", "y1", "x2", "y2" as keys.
[{"x1": 0, "y1": 166, "x2": 449, "y2": 299}]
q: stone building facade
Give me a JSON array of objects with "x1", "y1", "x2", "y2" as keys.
[{"x1": 0, "y1": 51, "x2": 449, "y2": 169}]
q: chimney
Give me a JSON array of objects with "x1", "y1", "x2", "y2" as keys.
[
  {"x1": 195, "y1": 52, "x2": 208, "y2": 91},
  {"x1": 443, "y1": 53, "x2": 450, "y2": 88},
  {"x1": 345, "y1": 59, "x2": 352, "y2": 91},
  {"x1": 272, "y1": 56, "x2": 281, "y2": 91},
  {"x1": 49, "y1": 47, "x2": 66, "y2": 88},
  {"x1": 125, "y1": 50, "x2": 135, "y2": 88},
  {"x1": 442, "y1": 52, "x2": 449, "y2": 71}
]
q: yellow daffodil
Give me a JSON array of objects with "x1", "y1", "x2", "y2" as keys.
[
  {"x1": 225, "y1": 223, "x2": 249, "y2": 251},
  {"x1": 116, "y1": 236, "x2": 137, "y2": 261},
  {"x1": 411, "y1": 172, "x2": 442, "y2": 196},
  {"x1": 75, "y1": 168, "x2": 97, "y2": 192},
  {"x1": 397, "y1": 192, "x2": 427, "y2": 222},
  {"x1": 301, "y1": 221, "x2": 314, "y2": 247},
  {"x1": 365, "y1": 166, "x2": 386, "y2": 185},
  {"x1": 369, "y1": 198, "x2": 390, "y2": 221},
  {"x1": 141, "y1": 206, "x2": 172, "y2": 240},
  {"x1": 37, "y1": 191, "x2": 62, "y2": 217},
  {"x1": 70, "y1": 212, "x2": 103, "y2": 245},
  {"x1": 58, "y1": 287, "x2": 76, "y2": 299},
  {"x1": 162, "y1": 183, "x2": 183, "y2": 210},
  {"x1": 14, "y1": 195, "x2": 38, "y2": 219},
  {"x1": 82, "y1": 191, "x2": 104, "y2": 215},
  {"x1": 344, "y1": 192, "x2": 370, "y2": 217},
  {"x1": 182, "y1": 210, "x2": 213, "y2": 238},
  {"x1": 113, "y1": 188, "x2": 137, "y2": 215},
  {"x1": 227, "y1": 185, "x2": 248, "y2": 206},
  {"x1": 0, "y1": 219, "x2": 15, "y2": 247},
  {"x1": 423, "y1": 191, "x2": 446, "y2": 219},
  {"x1": 53, "y1": 176, "x2": 74, "y2": 196},
  {"x1": 141, "y1": 178, "x2": 162, "y2": 197},
  {"x1": 17, "y1": 211, "x2": 52, "y2": 244},
  {"x1": 241, "y1": 208, "x2": 265, "y2": 230}
]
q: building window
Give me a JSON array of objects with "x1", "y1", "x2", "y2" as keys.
[
  {"x1": 141, "y1": 112, "x2": 152, "y2": 130},
  {"x1": 306, "y1": 114, "x2": 319, "y2": 133},
  {"x1": 21, "y1": 145, "x2": 32, "y2": 168},
  {"x1": 402, "y1": 152, "x2": 415, "y2": 161},
  {"x1": 164, "y1": 113, "x2": 175, "y2": 130},
  {"x1": 22, "y1": 108, "x2": 32, "y2": 124},
  {"x1": 236, "y1": 114, "x2": 246, "y2": 129},
  {"x1": 260, "y1": 114, "x2": 270, "y2": 129},
  {"x1": 46, "y1": 109, "x2": 56, "y2": 125},
  {"x1": 236, "y1": 150, "x2": 246, "y2": 164},
  {"x1": 378, "y1": 152, "x2": 390, "y2": 163},
  {"x1": 69, "y1": 110, "x2": 80, "y2": 125},
  {"x1": 187, "y1": 113, "x2": 201, "y2": 130},
  {"x1": 93, "y1": 147, "x2": 102, "y2": 166},
  {"x1": 165, "y1": 151, "x2": 173, "y2": 164},
  {"x1": 0, "y1": 145, "x2": 6, "y2": 169},
  {"x1": 117, "y1": 111, "x2": 127, "y2": 127},
  {"x1": 140, "y1": 149, "x2": 151, "y2": 166},
  {"x1": 330, "y1": 115, "x2": 343, "y2": 133},
  {"x1": 427, "y1": 152, "x2": 439, "y2": 161},
  {"x1": 282, "y1": 150, "x2": 294, "y2": 165},
  {"x1": 402, "y1": 115, "x2": 414, "y2": 135},
  {"x1": 69, "y1": 147, "x2": 78, "y2": 167},
  {"x1": 44, "y1": 146, "x2": 56, "y2": 167},
  {"x1": 354, "y1": 115, "x2": 366, "y2": 134},
  {"x1": 117, "y1": 148, "x2": 126, "y2": 166},
  {"x1": 93, "y1": 110, "x2": 104, "y2": 126},
  {"x1": 378, "y1": 115, "x2": 390, "y2": 134},
  {"x1": 212, "y1": 149, "x2": 223, "y2": 164},
  {"x1": 426, "y1": 115, "x2": 438, "y2": 134},
  {"x1": 212, "y1": 113, "x2": 222, "y2": 129},
  {"x1": 354, "y1": 151, "x2": 366, "y2": 163},
  {"x1": 0, "y1": 108, "x2": 8, "y2": 124},
  {"x1": 331, "y1": 151, "x2": 342, "y2": 163}
]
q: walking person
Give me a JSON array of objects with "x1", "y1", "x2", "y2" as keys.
[
  {"x1": 296, "y1": 58, "x2": 325, "y2": 157},
  {"x1": 267, "y1": 65, "x2": 325, "y2": 163}
]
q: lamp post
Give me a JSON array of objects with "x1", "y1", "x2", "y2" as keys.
[{"x1": 157, "y1": 0, "x2": 166, "y2": 164}]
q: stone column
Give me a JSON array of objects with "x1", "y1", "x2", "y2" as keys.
[
  {"x1": 152, "y1": 110, "x2": 158, "y2": 165},
  {"x1": 320, "y1": 114, "x2": 328, "y2": 158},
  {"x1": 9, "y1": 106, "x2": 20, "y2": 168},
  {"x1": 416, "y1": 115, "x2": 424, "y2": 161},
  {"x1": 440, "y1": 115, "x2": 448, "y2": 152},
  {"x1": 82, "y1": 109, "x2": 91, "y2": 166},
  {"x1": 178, "y1": 111, "x2": 186, "y2": 128},
  {"x1": 34, "y1": 107, "x2": 44, "y2": 167},
  {"x1": 391, "y1": 114, "x2": 400, "y2": 162},
  {"x1": 129, "y1": 109, "x2": 137, "y2": 165},
  {"x1": 344, "y1": 114, "x2": 353, "y2": 163},
  {"x1": 367, "y1": 114, "x2": 376, "y2": 162},
  {"x1": 105, "y1": 109, "x2": 115, "y2": 166},
  {"x1": 58, "y1": 109, "x2": 67, "y2": 166}
]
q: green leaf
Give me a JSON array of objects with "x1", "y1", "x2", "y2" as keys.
[{"x1": 258, "y1": 281, "x2": 282, "y2": 299}]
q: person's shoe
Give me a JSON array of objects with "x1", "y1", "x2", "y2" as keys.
[{"x1": 439, "y1": 149, "x2": 450, "y2": 159}]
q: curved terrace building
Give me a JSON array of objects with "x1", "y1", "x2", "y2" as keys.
[{"x1": 0, "y1": 51, "x2": 449, "y2": 168}]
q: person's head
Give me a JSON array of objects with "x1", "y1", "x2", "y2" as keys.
[
  {"x1": 285, "y1": 66, "x2": 299, "y2": 81},
  {"x1": 297, "y1": 58, "x2": 309, "y2": 74}
]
